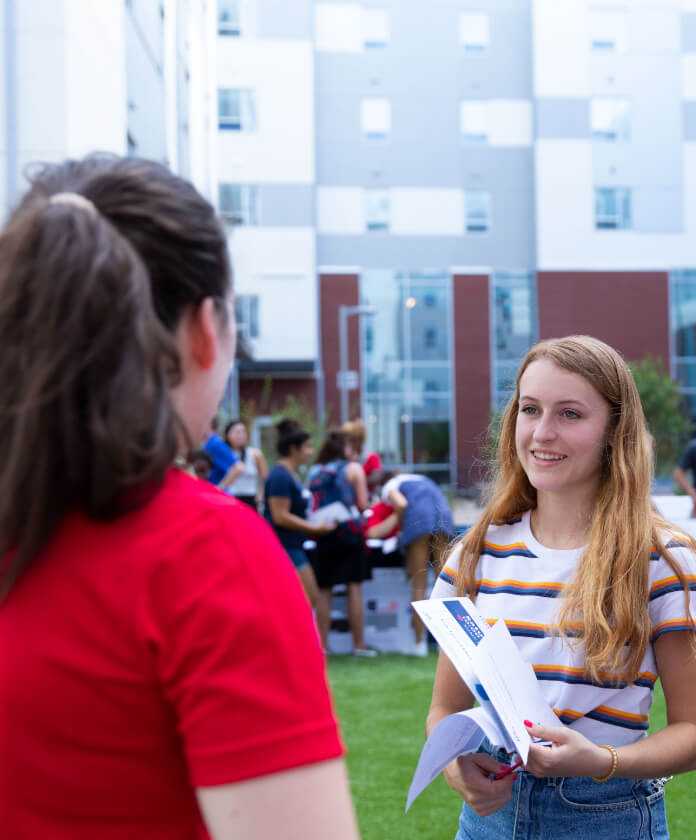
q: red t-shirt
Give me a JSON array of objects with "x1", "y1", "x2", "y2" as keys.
[
  {"x1": 0, "y1": 470, "x2": 343, "y2": 839},
  {"x1": 365, "y1": 501, "x2": 400, "y2": 539},
  {"x1": 362, "y1": 451, "x2": 383, "y2": 477}
]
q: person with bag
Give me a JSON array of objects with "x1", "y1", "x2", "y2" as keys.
[
  {"x1": 308, "y1": 430, "x2": 376, "y2": 657},
  {"x1": 264, "y1": 419, "x2": 336, "y2": 610}
]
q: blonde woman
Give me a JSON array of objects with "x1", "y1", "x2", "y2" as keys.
[{"x1": 427, "y1": 336, "x2": 696, "y2": 839}]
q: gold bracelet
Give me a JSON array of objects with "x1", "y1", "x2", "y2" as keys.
[{"x1": 592, "y1": 744, "x2": 619, "y2": 783}]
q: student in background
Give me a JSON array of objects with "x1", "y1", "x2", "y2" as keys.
[
  {"x1": 265, "y1": 419, "x2": 336, "y2": 610},
  {"x1": 222, "y1": 418, "x2": 268, "y2": 509},
  {"x1": 203, "y1": 416, "x2": 242, "y2": 487},
  {"x1": 342, "y1": 418, "x2": 383, "y2": 496},
  {"x1": 383, "y1": 472, "x2": 455, "y2": 656},
  {"x1": 0, "y1": 155, "x2": 359, "y2": 840},
  {"x1": 309, "y1": 430, "x2": 375, "y2": 657},
  {"x1": 673, "y1": 434, "x2": 696, "y2": 517}
]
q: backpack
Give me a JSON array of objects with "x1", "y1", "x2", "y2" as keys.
[{"x1": 308, "y1": 460, "x2": 364, "y2": 548}]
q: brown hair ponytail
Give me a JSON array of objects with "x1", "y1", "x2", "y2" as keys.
[{"x1": 0, "y1": 155, "x2": 231, "y2": 599}]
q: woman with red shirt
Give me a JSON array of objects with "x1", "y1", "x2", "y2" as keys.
[{"x1": 0, "y1": 156, "x2": 359, "y2": 840}]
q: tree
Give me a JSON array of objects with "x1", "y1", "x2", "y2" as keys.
[
  {"x1": 630, "y1": 357, "x2": 692, "y2": 476},
  {"x1": 239, "y1": 384, "x2": 327, "y2": 470}
]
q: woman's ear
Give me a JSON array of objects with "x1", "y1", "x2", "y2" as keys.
[{"x1": 184, "y1": 298, "x2": 219, "y2": 371}]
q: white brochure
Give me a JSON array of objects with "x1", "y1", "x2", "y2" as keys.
[{"x1": 405, "y1": 597, "x2": 560, "y2": 811}]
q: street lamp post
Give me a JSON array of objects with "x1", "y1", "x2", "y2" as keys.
[{"x1": 338, "y1": 304, "x2": 376, "y2": 424}]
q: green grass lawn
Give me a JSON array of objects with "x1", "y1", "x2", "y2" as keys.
[{"x1": 328, "y1": 653, "x2": 696, "y2": 840}]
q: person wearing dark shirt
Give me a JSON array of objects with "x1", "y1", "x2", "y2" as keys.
[
  {"x1": 265, "y1": 419, "x2": 336, "y2": 609},
  {"x1": 673, "y1": 436, "x2": 696, "y2": 516}
]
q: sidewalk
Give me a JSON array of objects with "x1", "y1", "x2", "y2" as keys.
[{"x1": 451, "y1": 496, "x2": 484, "y2": 528}]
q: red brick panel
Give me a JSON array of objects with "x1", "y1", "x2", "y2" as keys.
[
  {"x1": 320, "y1": 273, "x2": 360, "y2": 425},
  {"x1": 537, "y1": 272, "x2": 670, "y2": 364},
  {"x1": 453, "y1": 274, "x2": 491, "y2": 488}
]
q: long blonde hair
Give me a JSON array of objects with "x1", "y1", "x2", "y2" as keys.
[{"x1": 455, "y1": 335, "x2": 694, "y2": 681}]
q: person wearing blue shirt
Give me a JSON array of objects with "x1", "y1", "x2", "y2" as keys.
[{"x1": 203, "y1": 419, "x2": 239, "y2": 485}]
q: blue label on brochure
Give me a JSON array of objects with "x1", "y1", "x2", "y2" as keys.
[{"x1": 443, "y1": 600, "x2": 485, "y2": 646}]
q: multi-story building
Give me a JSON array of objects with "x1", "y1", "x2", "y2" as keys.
[
  {"x1": 221, "y1": 1, "x2": 696, "y2": 486},
  {"x1": 1, "y1": 0, "x2": 216, "y2": 219}
]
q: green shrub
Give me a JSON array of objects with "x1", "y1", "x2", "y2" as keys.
[{"x1": 630, "y1": 357, "x2": 691, "y2": 476}]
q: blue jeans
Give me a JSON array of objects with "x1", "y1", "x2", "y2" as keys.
[
  {"x1": 455, "y1": 745, "x2": 668, "y2": 840},
  {"x1": 285, "y1": 547, "x2": 310, "y2": 569}
]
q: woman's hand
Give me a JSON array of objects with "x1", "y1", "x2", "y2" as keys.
[
  {"x1": 313, "y1": 521, "x2": 337, "y2": 536},
  {"x1": 523, "y1": 722, "x2": 613, "y2": 779},
  {"x1": 442, "y1": 753, "x2": 516, "y2": 817}
]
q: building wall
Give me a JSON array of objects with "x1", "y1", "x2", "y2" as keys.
[
  {"x1": 231, "y1": 227, "x2": 317, "y2": 361},
  {"x1": 453, "y1": 273, "x2": 492, "y2": 487},
  {"x1": 538, "y1": 271, "x2": 671, "y2": 363},
  {"x1": 2, "y1": 0, "x2": 212, "y2": 220},
  {"x1": 1, "y1": 0, "x2": 129, "y2": 217},
  {"x1": 182, "y1": 0, "x2": 218, "y2": 199},
  {"x1": 217, "y1": 18, "x2": 317, "y2": 367},
  {"x1": 320, "y1": 272, "x2": 361, "y2": 425},
  {"x1": 533, "y1": 0, "x2": 696, "y2": 269},
  {"x1": 126, "y1": 0, "x2": 167, "y2": 160},
  {"x1": 315, "y1": 0, "x2": 535, "y2": 272}
]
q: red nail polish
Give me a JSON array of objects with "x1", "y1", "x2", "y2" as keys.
[{"x1": 524, "y1": 719, "x2": 533, "y2": 727}]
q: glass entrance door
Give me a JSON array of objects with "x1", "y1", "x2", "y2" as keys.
[{"x1": 361, "y1": 270, "x2": 453, "y2": 485}]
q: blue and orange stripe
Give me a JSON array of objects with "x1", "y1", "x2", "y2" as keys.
[
  {"x1": 477, "y1": 578, "x2": 564, "y2": 598},
  {"x1": 483, "y1": 618, "x2": 582, "y2": 639},
  {"x1": 438, "y1": 565, "x2": 458, "y2": 586},
  {"x1": 481, "y1": 541, "x2": 537, "y2": 560},
  {"x1": 533, "y1": 664, "x2": 657, "y2": 691},
  {"x1": 650, "y1": 539, "x2": 690, "y2": 561},
  {"x1": 652, "y1": 617, "x2": 696, "y2": 641},
  {"x1": 554, "y1": 705, "x2": 649, "y2": 732},
  {"x1": 649, "y1": 575, "x2": 696, "y2": 601}
]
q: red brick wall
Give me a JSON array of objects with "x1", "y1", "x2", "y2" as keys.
[
  {"x1": 320, "y1": 273, "x2": 361, "y2": 426},
  {"x1": 239, "y1": 378, "x2": 317, "y2": 416},
  {"x1": 537, "y1": 271, "x2": 670, "y2": 363},
  {"x1": 453, "y1": 274, "x2": 491, "y2": 488}
]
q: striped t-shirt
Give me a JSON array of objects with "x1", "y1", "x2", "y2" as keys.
[{"x1": 430, "y1": 510, "x2": 696, "y2": 746}]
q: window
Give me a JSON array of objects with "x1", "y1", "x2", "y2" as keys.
[
  {"x1": 365, "y1": 189, "x2": 390, "y2": 231},
  {"x1": 491, "y1": 273, "x2": 538, "y2": 410},
  {"x1": 361, "y1": 270, "x2": 453, "y2": 482},
  {"x1": 235, "y1": 294, "x2": 260, "y2": 339},
  {"x1": 460, "y1": 101, "x2": 488, "y2": 143},
  {"x1": 363, "y1": 8, "x2": 389, "y2": 48},
  {"x1": 424, "y1": 328, "x2": 437, "y2": 350},
  {"x1": 670, "y1": 271, "x2": 696, "y2": 419},
  {"x1": 595, "y1": 187, "x2": 632, "y2": 230},
  {"x1": 218, "y1": 88, "x2": 256, "y2": 131},
  {"x1": 591, "y1": 98, "x2": 630, "y2": 142},
  {"x1": 361, "y1": 98, "x2": 391, "y2": 140},
  {"x1": 219, "y1": 184, "x2": 259, "y2": 226},
  {"x1": 365, "y1": 323, "x2": 374, "y2": 354},
  {"x1": 218, "y1": 0, "x2": 241, "y2": 35},
  {"x1": 589, "y1": 10, "x2": 627, "y2": 53},
  {"x1": 459, "y1": 12, "x2": 490, "y2": 52},
  {"x1": 464, "y1": 191, "x2": 491, "y2": 233}
]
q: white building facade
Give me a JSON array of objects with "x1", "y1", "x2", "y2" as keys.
[
  {"x1": 1, "y1": 0, "x2": 217, "y2": 220},
  {"x1": 217, "y1": 0, "x2": 696, "y2": 487}
]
